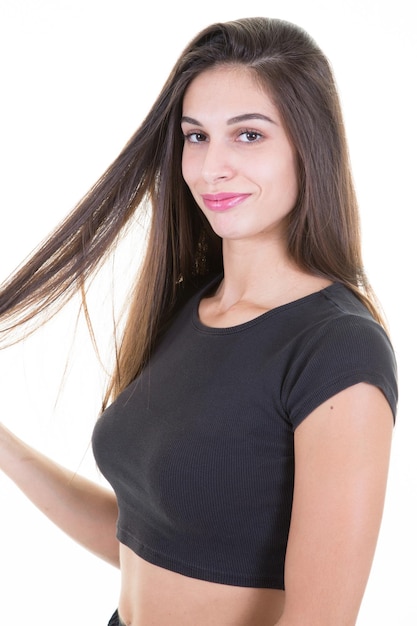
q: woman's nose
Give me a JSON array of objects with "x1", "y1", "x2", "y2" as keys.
[{"x1": 201, "y1": 141, "x2": 235, "y2": 184}]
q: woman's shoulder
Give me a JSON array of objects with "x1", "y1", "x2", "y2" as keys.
[{"x1": 281, "y1": 284, "x2": 398, "y2": 428}]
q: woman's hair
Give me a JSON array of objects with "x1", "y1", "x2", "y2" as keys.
[{"x1": 0, "y1": 17, "x2": 383, "y2": 407}]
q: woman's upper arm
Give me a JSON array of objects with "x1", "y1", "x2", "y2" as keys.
[{"x1": 281, "y1": 382, "x2": 393, "y2": 626}]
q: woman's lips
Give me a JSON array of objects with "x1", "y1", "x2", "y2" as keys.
[{"x1": 201, "y1": 193, "x2": 251, "y2": 212}]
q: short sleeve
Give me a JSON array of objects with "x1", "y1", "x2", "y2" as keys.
[{"x1": 282, "y1": 316, "x2": 398, "y2": 430}]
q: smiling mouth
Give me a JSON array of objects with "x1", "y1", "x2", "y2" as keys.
[{"x1": 201, "y1": 193, "x2": 251, "y2": 212}]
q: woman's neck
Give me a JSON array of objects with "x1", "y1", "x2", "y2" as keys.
[
  {"x1": 198, "y1": 237, "x2": 332, "y2": 329},
  {"x1": 219, "y1": 237, "x2": 304, "y2": 309}
]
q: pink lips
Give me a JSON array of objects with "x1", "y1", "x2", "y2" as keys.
[{"x1": 201, "y1": 193, "x2": 251, "y2": 212}]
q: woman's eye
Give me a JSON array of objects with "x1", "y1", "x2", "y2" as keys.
[
  {"x1": 184, "y1": 132, "x2": 207, "y2": 143},
  {"x1": 239, "y1": 130, "x2": 262, "y2": 142}
]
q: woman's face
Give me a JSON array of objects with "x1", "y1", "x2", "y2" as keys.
[{"x1": 181, "y1": 65, "x2": 298, "y2": 245}]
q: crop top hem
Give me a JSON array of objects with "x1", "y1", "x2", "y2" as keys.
[{"x1": 117, "y1": 527, "x2": 285, "y2": 589}]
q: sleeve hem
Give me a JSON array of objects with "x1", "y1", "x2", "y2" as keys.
[{"x1": 291, "y1": 372, "x2": 397, "y2": 431}]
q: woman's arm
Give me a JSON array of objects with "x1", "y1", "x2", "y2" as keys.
[
  {"x1": 277, "y1": 382, "x2": 393, "y2": 626},
  {"x1": 0, "y1": 422, "x2": 119, "y2": 567}
]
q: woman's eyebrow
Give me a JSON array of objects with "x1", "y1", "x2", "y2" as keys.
[
  {"x1": 181, "y1": 116, "x2": 201, "y2": 125},
  {"x1": 227, "y1": 113, "x2": 277, "y2": 125},
  {"x1": 180, "y1": 113, "x2": 277, "y2": 126}
]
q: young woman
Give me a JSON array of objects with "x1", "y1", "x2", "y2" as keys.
[{"x1": 0, "y1": 17, "x2": 397, "y2": 626}]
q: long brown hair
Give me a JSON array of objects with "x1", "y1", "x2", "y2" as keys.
[{"x1": 0, "y1": 17, "x2": 384, "y2": 407}]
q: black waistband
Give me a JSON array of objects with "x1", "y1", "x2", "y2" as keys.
[{"x1": 107, "y1": 609, "x2": 122, "y2": 626}]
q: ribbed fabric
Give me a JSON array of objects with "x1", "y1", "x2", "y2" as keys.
[{"x1": 93, "y1": 277, "x2": 397, "y2": 590}]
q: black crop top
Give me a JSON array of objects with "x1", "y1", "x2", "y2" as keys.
[{"x1": 92, "y1": 278, "x2": 398, "y2": 589}]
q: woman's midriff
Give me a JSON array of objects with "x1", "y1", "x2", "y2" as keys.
[{"x1": 118, "y1": 544, "x2": 285, "y2": 626}]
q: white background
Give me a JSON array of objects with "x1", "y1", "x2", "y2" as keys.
[{"x1": 0, "y1": 0, "x2": 415, "y2": 624}]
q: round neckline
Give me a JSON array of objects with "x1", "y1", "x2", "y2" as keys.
[{"x1": 192, "y1": 276, "x2": 341, "y2": 334}]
